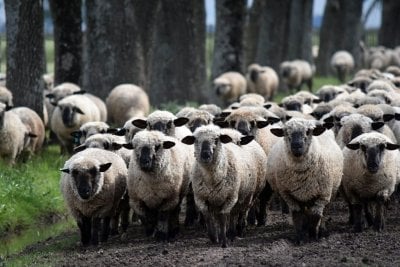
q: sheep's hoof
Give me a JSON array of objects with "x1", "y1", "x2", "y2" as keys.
[{"x1": 154, "y1": 230, "x2": 168, "y2": 242}]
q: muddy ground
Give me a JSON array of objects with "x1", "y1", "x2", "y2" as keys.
[{"x1": 8, "y1": 198, "x2": 400, "y2": 266}]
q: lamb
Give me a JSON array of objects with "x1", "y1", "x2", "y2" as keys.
[
  {"x1": 279, "y1": 60, "x2": 313, "y2": 92},
  {"x1": 213, "y1": 71, "x2": 247, "y2": 106},
  {"x1": 106, "y1": 84, "x2": 150, "y2": 126},
  {"x1": 246, "y1": 63, "x2": 279, "y2": 101},
  {"x1": 71, "y1": 121, "x2": 110, "y2": 145},
  {"x1": 11, "y1": 107, "x2": 45, "y2": 155},
  {"x1": 181, "y1": 125, "x2": 259, "y2": 247},
  {"x1": 0, "y1": 103, "x2": 33, "y2": 164},
  {"x1": 126, "y1": 130, "x2": 190, "y2": 240},
  {"x1": 330, "y1": 50, "x2": 355, "y2": 83},
  {"x1": 0, "y1": 86, "x2": 13, "y2": 109},
  {"x1": 60, "y1": 148, "x2": 127, "y2": 246},
  {"x1": 51, "y1": 94, "x2": 101, "y2": 154},
  {"x1": 267, "y1": 118, "x2": 343, "y2": 243},
  {"x1": 342, "y1": 132, "x2": 400, "y2": 232}
]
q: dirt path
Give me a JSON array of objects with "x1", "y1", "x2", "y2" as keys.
[{"x1": 8, "y1": 199, "x2": 400, "y2": 266}]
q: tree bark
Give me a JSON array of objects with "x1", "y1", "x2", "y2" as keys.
[
  {"x1": 316, "y1": 0, "x2": 363, "y2": 75},
  {"x1": 379, "y1": 0, "x2": 400, "y2": 48},
  {"x1": 244, "y1": 0, "x2": 263, "y2": 68},
  {"x1": 5, "y1": 0, "x2": 45, "y2": 119},
  {"x1": 149, "y1": 0, "x2": 207, "y2": 106},
  {"x1": 211, "y1": 0, "x2": 246, "y2": 79},
  {"x1": 49, "y1": 0, "x2": 82, "y2": 86}
]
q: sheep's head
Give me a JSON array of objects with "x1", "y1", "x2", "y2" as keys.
[
  {"x1": 213, "y1": 78, "x2": 231, "y2": 97},
  {"x1": 61, "y1": 159, "x2": 112, "y2": 200},
  {"x1": 74, "y1": 134, "x2": 123, "y2": 153},
  {"x1": 46, "y1": 83, "x2": 83, "y2": 105},
  {"x1": 132, "y1": 111, "x2": 188, "y2": 137},
  {"x1": 346, "y1": 133, "x2": 399, "y2": 174},
  {"x1": 347, "y1": 77, "x2": 372, "y2": 93},
  {"x1": 71, "y1": 122, "x2": 110, "y2": 145},
  {"x1": 337, "y1": 114, "x2": 384, "y2": 145},
  {"x1": 58, "y1": 103, "x2": 84, "y2": 128},
  {"x1": 187, "y1": 110, "x2": 214, "y2": 132},
  {"x1": 316, "y1": 86, "x2": 344, "y2": 102},
  {"x1": 310, "y1": 104, "x2": 332, "y2": 120},
  {"x1": 270, "y1": 119, "x2": 326, "y2": 158},
  {"x1": 0, "y1": 102, "x2": 12, "y2": 127},
  {"x1": 128, "y1": 131, "x2": 175, "y2": 172}
]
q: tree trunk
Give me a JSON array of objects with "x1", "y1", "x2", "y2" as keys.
[
  {"x1": 49, "y1": 0, "x2": 82, "y2": 86},
  {"x1": 244, "y1": 0, "x2": 263, "y2": 68},
  {"x1": 83, "y1": 0, "x2": 143, "y2": 100},
  {"x1": 255, "y1": 0, "x2": 291, "y2": 72},
  {"x1": 211, "y1": 0, "x2": 246, "y2": 79},
  {"x1": 287, "y1": 0, "x2": 313, "y2": 63},
  {"x1": 379, "y1": 0, "x2": 400, "y2": 48},
  {"x1": 5, "y1": 0, "x2": 45, "y2": 119},
  {"x1": 149, "y1": 0, "x2": 207, "y2": 106},
  {"x1": 317, "y1": 0, "x2": 363, "y2": 75}
]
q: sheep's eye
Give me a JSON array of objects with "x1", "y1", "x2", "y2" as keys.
[
  {"x1": 103, "y1": 142, "x2": 109, "y2": 149},
  {"x1": 71, "y1": 170, "x2": 78, "y2": 177},
  {"x1": 167, "y1": 121, "x2": 172, "y2": 128},
  {"x1": 250, "y1": 121, "x2": 255, "y2": 128},
  {"x1": 100, "y1": 129, "x2": 105, "y2": 134},
  {"x1": 361, "y1": 145, "x2": 367, "y2": 152},
  {"x1": 379, "y1": 144, "x2": 385, "y2": 151},
  {"x1": 215, "y1": 139, "x2": 219, "y2": 145},
  {"x1": 155, "y1": 145, "x2": 161, "y2": 151},
  {"x1": 89, "y1": 167, "x2": 97, "y2": 177},
  {"x1": 306, "y1": 129, "x2": 311, "y2": 136}
]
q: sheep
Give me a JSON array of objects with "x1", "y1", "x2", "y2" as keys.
[
  {"x1": 185, "y1": 109, "x2": 215, "y2": 133},
  {"x1": 71, "y1": 121, "x2": 110, "y2": 145},
  {"x1": 0, "y1": 73, "x2": 6, "y2": 87},
  {"x1": 353, "y1": 95, "x2": 385, "y2": 108},
  {"x1": 322, "y1": 104, "x2": 357, "y2": 135},
  {"x1": 175, "y1": 107, "x2": 197, "y2": 118},
  {"x1": 294, "y1": 90, "x2": 320, "y2": 106},
  {"x1": 0, "y1": 86, "x2": 13, "y2": 109},
  {"x1": 0, "y1": 103, "x2": 34, "y2": 164},
  {"x1": 330, "y1": 50, "x2": 355, "y2": 83},
  {"x1": 366, "y1": 79, "x2": 397, "y2": 93},
  {"x1": 267, "y1": 118, "x2": 343, "y2": 243},
  {"x1": 279, "y1": 60, "x2": 313, "y2": 92},
  {"x1": 238, "y1": 93, "x2": 265, "y2": 107},
  {"x1": 198, "y1": 104, "x2": 222, "y2": 116},
  {"x1": 213, "y1": 71, "x2": 247, "y2": 106},
  {"x1": 347, "y1": 76, "x2": 373, "y2": 93},
  {"x1": 106, "y1": 84, "x2": 150, "y2": 126},
  {"x1": 310, "y1": 103, "x2": 333, "y2": 121},
  {"x1": 51, "y1": 94, "x2": 101, "y2": 154},
  {"x1": 11, "y1": 107, "x2": 45, "y2": 156},
  {"x1": 127, "y1": 130, "x2": 190, "y2": 240},
  {"x1": 85, "y1": 94, "x2": 108, "y2": 122},
  {"x1": 316, "y1": 85, "x2": 347, "y2": 103},
  {"x1": 342, "y1": 132, "x2": 400, "y2": 232},
  {"x1": 386, "y1": 65, "x2": 400, "y2": 77},
  {"x1": 46, "y1": 82, "x2": 81, "y2": 105},
  {"x1": 181, "y1": 125, "x2": 259, "y2": 247},
  {"x1": 246, "y1": 63, "x2": 279, "y2": 101},
  {"x1": 280, "y1": 95, "x2": 313, "y2": 114},
  {"x1": 378, "y1": 104, "x2": 400, "y2": 144},
  {"x1": 60, "y1": 148, "x2": 127, "y2": 246},
  {"x1": 42, "y1": 73, "x2": 54, "y2": 90}
]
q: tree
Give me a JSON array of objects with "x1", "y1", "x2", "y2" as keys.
[
  {"x1": 244, "y1": 0, "x2": 263, "y2": 67},
  {"x1": 379, "y1": 0, "x2": 400, "y2": 48},
  {"x1": 211, "y1": 0, "x2": 246, "y2": 79},
  {"x1": 317, "y1": 0, "x2": 363, "y2": 76},
  {"x1": 5, "y1": 0, "x2": 45, "y2": 118},
  {"x1": 149, "y1": 0, "x2": 207, "y2": 106},
  {"x1": 49, "y1": 0, "x2": 82, "y2": 86}
]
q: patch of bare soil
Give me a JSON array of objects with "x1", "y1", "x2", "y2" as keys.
[{"x1": 11, "y1": 198, "x2": 400, "y2": 266}]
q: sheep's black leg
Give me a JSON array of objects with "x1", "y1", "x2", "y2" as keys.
[
  {"x1": 237, "y1": 212, "x2": 246, "y2": 237},
  {"x1": 257, "y1": 183, "x2": 273, "y2": 226},
  {"x1": 142, "y1": 208, "x2": 157, "y2": 237},
  {"x1": 204, "y1": 212, "x2": 217, "y2": 244},
  {"x1": 91, "y1": 217, "x2": 101, "y2": 245},
  {"x1": 217, "y1": 213, "x2": 228, "y2": 248},
  {"x1": 363, "y1": 202, "x2": 374, "y2": 227},
  {"x1": 227, "y1": 214, "x2": 237, "y2": 241},
  {"x1": 308, "y1": 212, "x2": 322, "y2": 241},
  {"x1": 374, "y1": 200, "x2": 386, "y2": 232},
  {"x1": 155, "y1": 211, "x2": 169, "y2": 241},
  {"x1": 78, "y1": 216, "x2": 91, "y2": 246},
  {"x1": 168, "y1": 205, "x2": 180, "y2": 239},
  {"x1": 306, "y1": 78, "x2": 313, "y2": 92},
  {"x1": 353, "y1": 204, "x2": 363, "y2": 233},
  {"x1": 101, "y1": 217, "x2": 111, "y2": 243},
  {"x1": 119, "y1": 192, "x2": 131, "y2": 232},
  {"x1": 185, "y1": 184, "x2": 199, "y2": 227},
  {"x1": 292, "y1": 211, "x2": 306, "y2": 244},
  {"x1": 247, "y1": 205, "x2": 256, "y2": 226}
]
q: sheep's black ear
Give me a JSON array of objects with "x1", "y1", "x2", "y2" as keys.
[
  {"x1": 219, "y1": 111, "x2": 231, "y2": 118},
  {"x1": 313, "y1": 98, "x2": 323, "y2": 103},
  {"x1": 106, "y1": 128, "x2": 118, "y2": 134},
  {"x1": 111, "y1": 142, "x2": 123, "y2": 150},
  {"x1": 395, "y1": 113, "x2": 400, "y2": 121},
  {"x1": 371, "y1": 122, "x2": 384, "y2": 130},
  {"x1": 132, "y1": 119, "x2": 147, "y2": 129},
  {"x1": 74, "y1": 144, "x2": 87, "y2": 152},
  {"x1": 99, "y1": 163, "x2": 112, "y2": 172},
  {"x1": 386, "y1": 143, "x2": 400, "y2": 150},
  {"x1": 346, "y1": 143, "x2": 360, "y2": 150},
  {"x1": 174, "y1": 117, "x2": 189, "y2": 127},
  {"x1": 256, "y1": 121, "x2": 269, "y2": 129},
  {"x1": 267, "y1": 117, "x2": 281, "y2": 124},
  {"x1": 73, "y1": 90, "x2": 86, "y2": 95},
  {"x1": 219, "y1": 134, "x2": 232, "y2": 144},
  {"x1": 71, "y1": 131, "x2": 82, "y2": 138},
  {"x1": 264, "y1": 104, "x2": 272, "y2": 109},
  {"x1": 73, "y1": 107, "x2": 85, "y2": 115},
  {"x1": 240, "y1": 136, "x2": 254, "y2": 145},
  {"x1": 122, "y1": 143, "x2": 134, "y2": 149},
  {"x1": 323, "y1": 122, "x2": 334, "y2": 130},
  {"x1": 45, "y1": 93, "x2": 55, "y2": 99},
  {"x1": 312, "y1": 125, "x2": 326, "y2": 136},
  {"x1": 214, "y1": 120, "x2": 230, "y2": 128},
  {"x1": 278, "y1": 103, "x2": 283, "y2": 107},
  {"x1": 163, "y1": 141, "x2": 175, "y2": 149},
  {"x1": 270, "y1": 128, "x2": 284, "y2": 137},
  {"x1": 285, "y1": 115, "x2": 292, "y2": 121},
  {"x1": 383, "y1": 114, "x2": 395, "y2": 122},
  {"x1": 113, "y1": 128, "x2": 126, "y2": 136},
  {"x1": 50, "y1": 101, "x2": 58, "y2": 107},
  {"x1": 323, "y1": 116, "x2": 334, "y2": 123},
  {"x1": 231, "y1": 106, "x2": 239, "y2": 110},
  {"x1": 28, "y1": 133, "x2": 37, "y2": 138},
  {"x1": 181, "y1": 136, "x2": 195, "y2": 145},
  {"x1": 5, "y1": 104, "x2": 13, "y2": 110},
  {"x1": 60, "y1": 168, "x2": 70, "y2": 173}
]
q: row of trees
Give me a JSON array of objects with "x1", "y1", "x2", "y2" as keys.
[{"x1": 4, "y1": 0, "x2": 400, "y2": 119}]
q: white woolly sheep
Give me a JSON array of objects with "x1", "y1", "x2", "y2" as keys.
[
  {"x1": 343, "y1": 132, "x2": 400, "y2": 232},
  {"x1": 185, "y1": 109, "x2": 215, "y2": 133},
  {"x1": 42, "y1": 73, "x2": 54, "y2": 90},
  {"x1": 11, "y1": 107, "x2": 45, "y2": 155},
  {"x1": 366, "y1": 79, "x2": 397, "y2": 93},
  {"x1": 213, "y1": 71, "x2": 247, "y2": 106},
  {"x1": 60, "y1": 148, "x2": 127, "y2": 246},
  {"x1": 71, "y1": 121, "x2": 110, "y2": 145},
  {"x1": 198, "y1": 104, "x2": 222, "y2": 116},
  {"x1": 0, "y1": 86, "x2": 13, "y2": 109},
  {"x1": 246, "y1": 64, "x2": 279, "y2": 101},
  {"x1": 112, "y1": 117, "x2": 145, "y2": 144},
  {"x1": 127, "y1": 130, "x2": 190, "y2": 241},
  {"x1": 267, "y1": 118, "x2": 343, "y2": 243},
  {"x1": 181, "y1": 125, "x2": 260, "y2": 247},
  {"x1": 330, "y1": 50, "x2": 355, "y2": 83},
  {"x1": 279, "y1": 60, "x2": 313, "y2": 92},
  {"x1": 386, "y1": 65, "x2": 400, "y2": 77},
  {"x1": 46, "y1": 82, "x2": 81, "y2": 105},
  {"x1": 51, "y1": 94, "x2": 101, "y2": 154},
  {"x1": 106, "y1": 84, "x2": 150, "y2": 126},
  {"x1": 280, "y1": 95, "x2": 313, "y2": 114},
  {"x1": 310, "y1": 103, "x2": 333, "y2": 121},
  {"x1": 316, "y1": 85, "x2": 347, "y2": 103},
  {"x1": 347, "y1": 76, "x2": 373, "y2": 93}
]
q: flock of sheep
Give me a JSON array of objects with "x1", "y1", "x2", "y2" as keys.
[{"x1": 2, "y1": 44, "x2": 400, "y2": 248}]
